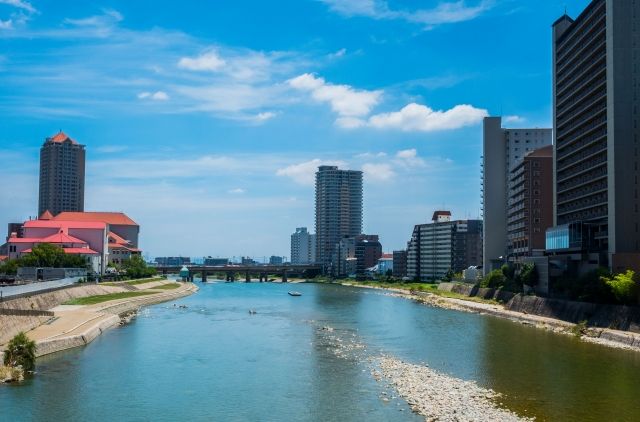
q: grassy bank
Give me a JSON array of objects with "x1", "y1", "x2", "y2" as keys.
[
  {"x1": 63, "y1": 291, "x2": 157, "y2": 305},
  {"x1": 151, "y1": 283, "x2": 180, "y2": 290}
]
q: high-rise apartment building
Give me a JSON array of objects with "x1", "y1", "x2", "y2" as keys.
[
  {"x1": 407, "y1": 211, "x2": 483, "y2": 281},
  {"x1": 290, "y1": 227, "x2": 316, "y2": 264},
  {"x1": 548, "y1": 0, "x2": 640, "y2": 272},
  {"x1": 392, "y1": 250, "x2": 408, "y2": 278},
  {"x1": 507, "y1": 145, "x2": 554, "y2": 258},
  {"x1": 315, "y1": 166, "x2": 363, "y2": 268},
  {"x1": 483, "y1": 117, "x2": 553, "y2": 272},
  {"x1": 38, "y1": 131, "x2": 86, "y2": 216}
]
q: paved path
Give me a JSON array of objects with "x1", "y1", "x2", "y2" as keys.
[{"x1": 0, "y1": 277, "x2": 81, "y2": 298}]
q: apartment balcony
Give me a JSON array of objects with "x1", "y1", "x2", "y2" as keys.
[
  {"x1": 556, "y1": 129, "x2": 606, "y2": 159},
  {"x1": 556, "y1": 108, "x2": 607, "y2": 141},
  {"x1": 556, "y1": 46, "x2": 606, "y2": 99},
  {"x1": 557, "y1": 100, "x2": 607, "y2": 138},
  {"x1": 558, "y1": 184, "x2": 607, "y2": 205},
  {"x1": 556, "y1": 36, "x2": 606, "y2": 87},
  {"x1": 557, "y1": 192, "x2": 608, "y2": 215},
  {"x1": 556, "y1": 4, "x2": 606, "y2": 67},
  {"x1": 557, "y1": 156, "x2": 607, "y2": 184},
  {"x1": 558, "y1": 168, "x2": 607, "y2": 193},
  {"x1": 557, "y1": 144, "x2": 607, "y2": 173}
]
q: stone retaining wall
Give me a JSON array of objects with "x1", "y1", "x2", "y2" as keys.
[
  {"x1": 439, "y1": 282, "x2": 640, "y2": 334},
  {"x1": 506, "y1": 295, "x2": 640, "y2": 333},
  {"x1": 438, "y1": 282, "x2": 516, "y2": 303}
]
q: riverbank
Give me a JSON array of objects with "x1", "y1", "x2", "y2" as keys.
[
  {"x1": 339, "y1": 281, "x2": 640, "y2": 353},
  {"x1": 0, "y1": 280, "x2": 198, "y2": 358}
]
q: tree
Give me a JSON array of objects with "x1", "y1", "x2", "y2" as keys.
[
  {"x1": 602, "y1": 270, "x2": 639, "y2": 305},
  {"x1": 519, "y1": 263, "x2": 539, "y2": 287},
  {"x1": 4, "y1": 332, "x2": 36, "y2": 371},
  {"x1": 121, "y1": 255, "x2": 156, "y2": 279},
  {"x1": 18, "y1": 243, "x2": 88, "y2": 269},
  {"x1": 0, "y1": 259, "x2": 19, "y2": 275},
  {"x1": 480, "y1": 269, "x2": 506, "y2": 289}
]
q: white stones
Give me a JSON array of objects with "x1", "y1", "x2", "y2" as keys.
[{"x1": 376, "y1": 356, "x2": 532, "y2": 422}]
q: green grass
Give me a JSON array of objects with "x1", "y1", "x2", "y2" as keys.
[
  {"x1": 125, "y1": 277, "x2": 166, "y2": 285},
  {"x1": 64, "y1": 291, "x2": 157, "y2": 305},
  {"x1": 150, "y1": 283, "x2": 180, "y2": 290}
]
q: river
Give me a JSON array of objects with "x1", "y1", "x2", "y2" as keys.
[{"x1": 2, "y1": 282, "x2": 640, "y2": 421}]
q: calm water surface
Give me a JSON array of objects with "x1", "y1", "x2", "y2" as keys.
[{"x1": 2, "y1": 282, "x2": 640, "y2": 421}]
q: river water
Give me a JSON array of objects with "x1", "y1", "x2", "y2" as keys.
[{"x1": 2, "y1": 282, "x2": 640, "y2": 421}]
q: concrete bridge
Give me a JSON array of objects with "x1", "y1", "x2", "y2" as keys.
[{"x1": 153, "y1": 264, "x2": 322, "y2": 283}]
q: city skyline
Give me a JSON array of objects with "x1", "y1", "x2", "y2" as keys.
[{"x1": 0, "y1": 0, "x2": 592, "y2": 257}]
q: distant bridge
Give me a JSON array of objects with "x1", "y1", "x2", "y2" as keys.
[{"x1": 153, "y1": 264, "x2": 323, "y2": 282}]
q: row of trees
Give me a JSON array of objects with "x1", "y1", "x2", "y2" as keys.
[
  {"x1": 0, "y1": 243, "x2": 89, "y2": 275},
  {"x1": 480, "y1": 263, "x2": 539, "y2": 293},
  {"x1": 0, "y1": 244, "x2": 156, "y2": 280},
  {"x1": 552, "y1": 269, "x2": 640, "y2": 305},
  {"x1": 480, "y1": 262, "x2": 640, "y2": 306}
]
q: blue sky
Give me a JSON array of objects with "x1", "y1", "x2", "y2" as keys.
[{"x1": 0, "y1": 0, "x2": 591, "y2": 259}]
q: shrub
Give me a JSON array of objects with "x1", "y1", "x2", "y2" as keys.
[
  {"x1": 4, "y1": 332, "x2": 36, "y2": 371},
  {"x1": 480, "y1": 269, "x2": 506, "y2": 289},
  {"x1": 519, "y1": 263, "x2": 538, "y2": 287},
  {"x1": 602, "y1": 270, "x2": 639, "y2": 305}
]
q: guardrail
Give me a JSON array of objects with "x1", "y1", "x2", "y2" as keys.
[{"x1": 0, "y1": 308, "x2": 54, "y2": 317}]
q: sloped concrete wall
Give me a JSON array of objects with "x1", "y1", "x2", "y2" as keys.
[{"x1": 505, "y1": 295, "x2": 640, "y2": 333}]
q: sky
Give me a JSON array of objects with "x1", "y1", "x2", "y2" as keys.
[{"x1": 0, "y1": 0, "x2": 592, "y2": 260}]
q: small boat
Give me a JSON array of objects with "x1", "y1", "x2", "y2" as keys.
[{"x1": 288, "y1": 291, "x2": 302, "y2": 297}]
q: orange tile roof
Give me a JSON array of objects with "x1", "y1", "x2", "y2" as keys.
[
  {"x1": 108, "y1": 231, "x2": 130, "y2": 245},
  {"x1": 24, "y1": 220, "x2": 106, "y2": 230},
  {"x1": 39, "y1": 210, "x2": 54, "y2": 220},
  {"x1": 48, "y1": 131, "x2": 78, "y2": 145},
  {"x1": 53, "y1": 212, "x2": 138, "y2": 226}
]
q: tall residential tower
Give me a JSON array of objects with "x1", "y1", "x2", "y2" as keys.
[
  {"x1": 549, "y1": 0, "x2": 640, "y2": 272},
  {"x1": 483, "y1": 117, "x2": 553, "y2": 272},
  {"x1": 315, "y1": 166, "x2": 363, "y2": 268},
  {"x1": 38, "y1": 131, "x2": 86, "y2": 216},
  {"x1": 290, "y1": 227, "x2": 316, "y2": 264}
]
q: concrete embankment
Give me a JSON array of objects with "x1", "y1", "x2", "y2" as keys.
[
  {"x1": 0, "y1": 280, "x2": 198, "y2": 357},
  {"x1": 32, "y1": 282, "x2": 198, "y2": 357},
  {"x1": 0, "y1": 284, "x2": 127, "y2": 345}
]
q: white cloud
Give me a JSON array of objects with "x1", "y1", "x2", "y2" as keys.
[
  {"x1": 329, "y1": 48, "x2": 347, "y2": 59},
  {"x1": 319, "y1": 0, "x2": 494, "y2": 27},
  {"x1": 0, "y1": 0, "x2": 35, "y2": 13},
  {"x1": 276, "y1": 159, "x2": 347, "y2": 186},
  {"x1": 228, "y1": 188, "x2": 246, "y2": 194},
  {"x1": 288, "y1": 73, "x2": 382, "y2": 117},
  {"x1": 254, "y1": 111, "x2": 277, "y2": 121},
  {"x1": 366, "y1": 103, "x2": 488, "y2": 132},
  {"x1": 362, "y1": 162, "x2": 395, "y2": 182},
  {"x1": 395, "y1": 149, "x2": 425, "y2": 167},
  {"x1": 504, "y1": 115, "x2": 525, "y2": 124},
  {"x1": 64, "y1": 9, "x2": 123, "y2": 27},
  {"x1": 138, "y1": 91, "x2": 169, "y2": 101},
  {"x1": 178, "y1": 50, "x2": 226, "y2": 72},
  {"x1": 0, "y1": 19, "x2": 12, "y2": 29}
]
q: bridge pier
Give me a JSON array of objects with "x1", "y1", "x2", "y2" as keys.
[
  {"x1": 201, "y1": 271, "x2": 207, "y2": 282},
  {"x1": 245, "y1": 272, "x2": 251, "y2": 283},
  {"x1": 226, "y1": 271, "x2": 233, "y2": 282},
  {"x1": 282, "y1": 270, "x2": 288, "y2": 283}
]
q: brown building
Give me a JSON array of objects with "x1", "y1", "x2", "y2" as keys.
[
  {"x1": 507, "y1": 145, "x2": 553, "y2": 258},
  {"x1": 38, "y1": 131, "x2": 86, "y2": 216}
]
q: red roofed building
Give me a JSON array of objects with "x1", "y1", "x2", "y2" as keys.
[
  {"x1": 53, "y1": 212, "x2": 140, "y2": 247},
  {"x1": 7, "y1": 222, "x2": 103, "y2": 273}
]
